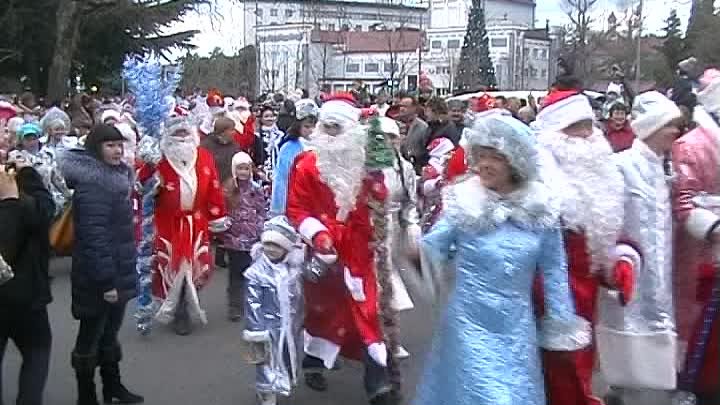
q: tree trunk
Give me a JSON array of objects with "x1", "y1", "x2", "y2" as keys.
[{"x1": 47, "y1": 0, "x2": 81, "y2": 101}]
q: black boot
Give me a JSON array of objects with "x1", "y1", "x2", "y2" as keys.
[
  {"x1": 72, "y1": 352, "x2": 99, "y2": 405},
  {"x1": 302, "y1": 355, "x2": 328, "y2": 392},
  {"x1": 99, "y1": 346, "x2": 144, "y2": 404}
]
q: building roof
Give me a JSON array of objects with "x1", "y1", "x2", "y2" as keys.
[
  {"x1": 311, "y1": 29, "x2": 424, "y2": 53},
  {"x1": 523, "y1": 28, "x2": 550, "y2": 41},
  {"x1": 256, "y1": 0, "x2": 428, "y2": 10}
]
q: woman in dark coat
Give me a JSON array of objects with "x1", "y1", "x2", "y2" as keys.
[
  {"x1": 0, "y1": 161, "x2": 55, "y2": 405},
  {"x1": 59, "y1": 124, "x2": 143, "y2": 405}
]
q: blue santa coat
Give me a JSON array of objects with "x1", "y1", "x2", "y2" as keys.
[{"x1": 270, "y1": 138, "x2": 304, "y2": 216}]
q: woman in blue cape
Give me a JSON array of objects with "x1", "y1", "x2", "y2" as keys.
[
  {"x1": 270, "y1": 99, "x2": 318, "y2": 216},
  {"x1": 415, "y1": 114, "x2": 590, "y2": 405}
]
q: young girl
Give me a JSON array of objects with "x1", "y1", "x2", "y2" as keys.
[
  {"x1": 243, "y1": 216, "x2": 304, "y2": 405},
  {"x1": 222, "y1": 152, "x2": 267, "y2": 321}
]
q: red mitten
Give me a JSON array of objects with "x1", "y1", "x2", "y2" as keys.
[
  {"x1": 364, "y1": 171, "x2": 388, "y2": 201},
  {"x1": 613, "y1": 259, "x2": 635, "y2": 306},
  {"x1": 313, "y1": 231, "x2": 334, "y2": 254}
]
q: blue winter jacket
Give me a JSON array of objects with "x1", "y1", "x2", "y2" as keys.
[{"x1": 59, "y1": 150, "x2": 137, "y2": 319}]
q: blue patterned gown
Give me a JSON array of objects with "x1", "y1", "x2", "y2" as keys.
[{"x1": 415, "y1": 176, "x2": 590, "y2": 405}]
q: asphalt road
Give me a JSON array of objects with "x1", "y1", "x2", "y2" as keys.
[{"x1": 2, "y1": 258, "x2": 437, "y2": 405}]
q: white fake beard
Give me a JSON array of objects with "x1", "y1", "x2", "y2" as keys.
[
  {"x1": 307, "y1": 126, "x2": 368, "y2": 221},
  {"x1": 538, "y1": 128, "x2": 624, "y2": 272},
  {"x1": 160, "y1": 134, "x2": 199, "y2": 170}
]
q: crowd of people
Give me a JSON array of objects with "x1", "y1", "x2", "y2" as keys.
[{"x1": 0, "y1": 56, "x2": 720, "y2": 405}]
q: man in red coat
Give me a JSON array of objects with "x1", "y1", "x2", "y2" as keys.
[
  {"x1": 534, "y1": 91, "x2": 626, "y2": 405},
  {"x1": 286, "y1": 96, "x2": 397, "y2": 405},
  {"x1": 142, "y1": 117, "x2": 229, "y2": 335}
]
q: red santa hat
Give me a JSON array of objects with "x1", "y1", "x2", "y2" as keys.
[
  {"x1": 318, "y1": 93, "x2": 360, "y2": 129},
  {"x1": 206, "y1": 89, "x2": 225, "y2": 114},
  {"x1": 469, "y1": 94, "x2": 495, "y2": 113},
  {"x1": 427, "y1": 137, "x2": 455, "y2": 172},
  {"x1": 0, "y1": 101, "x2": 17, "y2": 122},
  {"x1": 698, "y1": 68, "x2": 720, "y2": 115},
  {"x1": 535, "y1": 91, "x2": 594, "y2": 132}
]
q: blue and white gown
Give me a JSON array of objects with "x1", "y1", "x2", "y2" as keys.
[{"x1": 415, "y1": 175, "x2": 590, "y2": 405}]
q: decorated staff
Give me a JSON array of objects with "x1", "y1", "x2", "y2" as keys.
[{"x1": 122, "y1": 55, "x2": 183, "y2": 335}]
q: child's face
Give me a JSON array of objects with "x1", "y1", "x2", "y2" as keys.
[
  {"x1": 263, "y1": 242, "x2": 287, "y2": 263},
  {"x1": 235, "y1": 163, "x2": 253, "y2": 181}
]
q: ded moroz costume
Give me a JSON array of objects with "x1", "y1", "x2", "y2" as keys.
[
  {"x1": 596, "y1": 91, "x2": 682, "y2": 405},
  {"x1": 534, "y1": 90, "x2": 625, "y2": 405},
  {"x1": 672, "y1": 68, "x2": 720, "y2": 403},
  {"x1": 286, "y1": 96, "x2": 398, "y2": 404}
]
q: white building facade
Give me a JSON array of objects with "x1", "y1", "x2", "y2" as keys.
[
  {"x1": 420, "y1": 0, "x2": 551, "y2": 92},
  {"x1": 238, "y1": 0, "x2": 428, "y2": 94}
]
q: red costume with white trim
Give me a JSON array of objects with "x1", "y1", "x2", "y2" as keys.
[
  {"x1": 139, "y1": 147, "x2": 227, "y2": 323},
  {"x1": 535, "y1": 93, "x2": 625, "y2": 405},
  {"x1": 287, "y1": 150, "x2": 385, "y2": 364}
]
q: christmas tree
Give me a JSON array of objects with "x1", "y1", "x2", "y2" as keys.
[{"x1": 454, "y1": 0, "x2": 497, "y2": 93}]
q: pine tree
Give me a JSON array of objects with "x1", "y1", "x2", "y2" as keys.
[
  {"x1": 660, "y1": 10, "x2": 684, "y2": 71},
  {"x1": 454, "y1": 0, "x2": 497, "y2": 93}
]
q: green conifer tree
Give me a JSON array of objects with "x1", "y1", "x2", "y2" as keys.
[{"x1": 454, "y1": 0, "x2": 497, "y2": 93}]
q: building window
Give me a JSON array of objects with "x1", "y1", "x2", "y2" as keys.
[
  {"x1": 270, "y1": 8, "x2": 278, "y2": 17},
  {"x1": 355, "y1": 25, "x2": 363, "y2": 31},
  {"x1": 256, "y1": 8, "x2": 263, "y2": 18},
  {"x1": 541, "y1": 69, "x2": 547, "y2": 78},
  {"x1": 384, "y1": 63, "x2": 399, "y2": 73},
  {"x1": 365, "y1": 63, "x2": 380, "y2": 73},
  {"x1": 431, "y1": 40, "x2": 442, "y2": 49},
  {"x1": 448, "y1": 39, "x2": 461, "y2": 49},
  {"x1": 333, "y1": 84, "x2": 345, "y2": 93},
  {"x1": 285, "y1": 9, "x2": 293, "y2": 17},
  {"x1": 341, "y1": 24, "x2": 350, "y2": 31},
  {"x1": 541, "y1": 49, "x2": 548, "y2": 59},
  {"x1": 346, "y1": 63, "x2": 361, "y2": 73},
  {"x1": 490, "y1": 38, "x2": 508, "y2": 47},
  {"x1": 533, "y1": 49, "x2": 540, "y2": 59},
  {"x1": 327, "y1": 23, "x2": 335, "y2": 31}
]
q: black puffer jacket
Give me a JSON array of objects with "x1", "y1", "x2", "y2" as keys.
[
  {"x1": 59, "y1": 150, "x2": 136, "y2": 319},
  {"x1": 0, "y1": 167, "x2": 55, "y2": 311}
]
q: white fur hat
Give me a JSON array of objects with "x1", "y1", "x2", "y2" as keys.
[
  {"x1": 261, "y1": 216, "x2": 300, "y2": 252},
  {"x1": 231, "y1": 151, "x2": 253, "y2": 180},
  {"x1": 535, "y1": 94, "x2": 594, "y2": 133},
  {"x1": 319, "y1": 99, "x2": 360, "y2": 130},
  {"x1": 698, "y1": 68, "x2": 720, "y2": 115},
  {"x1": 101, "y1": 109, "x2": 122, "y2": 124},
  {"x1": 378, "y1": 117, "x2": 400, "y2": 137},
  {"x1": 630, "y1": 91, "x2": 683, "y2": 140}
]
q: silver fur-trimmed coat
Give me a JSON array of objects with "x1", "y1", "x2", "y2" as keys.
[{"x1": 243, "y1": 245, "x2": 304, "y2": 396}]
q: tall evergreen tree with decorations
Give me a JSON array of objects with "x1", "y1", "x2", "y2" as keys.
[{"x1": 454, "y1": 0, "x2": 497, "y2": 92}]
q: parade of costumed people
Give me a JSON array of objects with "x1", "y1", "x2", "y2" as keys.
[{"x1": 8, "y1": 10, "x2": 720, "y2": 403}]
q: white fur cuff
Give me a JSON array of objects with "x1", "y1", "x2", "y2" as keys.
[
  {"x1": 344, "y1": 267, "x2": 366, "y2": 302},
  {"x1": 243, "y1": 330, "x2": 270, "y2": 342},
  {"x1": 209, "y1": 216, "x2": 231, "y2": 233},
  {"x1": 611, "y1": 243, "x2": 642, "y2": 271},
  {"x1": 686, "y1": 208, "x2": 720, "y2": 240},
  {"x1": 368, "y1": 342, "x2": 388, "y2": 367},
  {"x1": 314, "y1": 252, "x2": 337, "y2": 265},
  {"x1": 298, "y1": 217, "x2": 328, "y2": 241}
]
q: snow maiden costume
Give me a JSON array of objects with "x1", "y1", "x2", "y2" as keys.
[
  {"x1": 243, "y1": 216, "x2": 304, "y2": 405},
  {"x1": 596, "y1": 92, "x2": 681, "y2": 405},
  {"x1": 416, "y1": 114, "x2": 590, "y2": 405}
]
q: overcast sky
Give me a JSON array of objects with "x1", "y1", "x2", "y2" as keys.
[{"x1": 171, "y1": 0, "x2": 692, "y2": 57}]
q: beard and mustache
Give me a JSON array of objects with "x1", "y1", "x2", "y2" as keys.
[
  {"x1": 307, "y1": 125, "x2": 368, "y2": 221},
  {"x1": 538, "y1": 128, "x2": 625, "y2": 272},
  {"x1": 160, "y1": 133, "x2": 200, "y2": 170}
]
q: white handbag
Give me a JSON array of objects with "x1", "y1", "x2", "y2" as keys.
[{"x1": 596, "y1": 325, "x2": 677, "y2": 390}]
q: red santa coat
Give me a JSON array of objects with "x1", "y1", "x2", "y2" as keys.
[
  {"x1": 286, "y1": 151, "x2": 384, "y2": 367},
  {"x1": 139, "y1": 148, "x2": 227, "y2": 323}
]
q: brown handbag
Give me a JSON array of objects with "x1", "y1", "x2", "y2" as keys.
[{"x1": 49, "y1": 204, "x2": 74, "y2": 255}]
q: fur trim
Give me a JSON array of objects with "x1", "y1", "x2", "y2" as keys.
[
  {"x1": 58, "y1": 150, "x2": 133, "y2": 194},
  {"x1": 442, "y1": 175, "x2": 558, "y2": 231}
]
